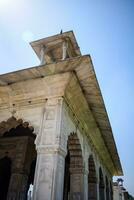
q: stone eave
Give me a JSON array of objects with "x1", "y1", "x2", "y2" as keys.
[
  {"x1": 0, "y1": 55, "x2": 123, "y2": 175},
  {"x1": 64, "y1": 73, "x2": 116, "y2": 175}
]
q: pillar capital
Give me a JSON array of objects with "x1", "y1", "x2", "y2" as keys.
[
  {"x1": 46, "y1": 96, "x2": 64, "y2": 106},
  {"x1": 36, "y1": 145, "x2": 67, "y2": 157},
  {"x1": 35, "y1": 96, "x2": 64, "y2": 147}
]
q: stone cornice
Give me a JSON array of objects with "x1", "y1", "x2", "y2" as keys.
[{"x1": 0, "y1": 72, "x2": 71, "y2": 108}]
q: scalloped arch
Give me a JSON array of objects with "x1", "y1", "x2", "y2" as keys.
[{"x1": 0, "y1": 117, "x2": 34, "y2": 137}]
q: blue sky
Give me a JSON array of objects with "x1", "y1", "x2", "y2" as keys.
[{"x1": 0, "y1": 0, "x2": 134, "y2": 195}]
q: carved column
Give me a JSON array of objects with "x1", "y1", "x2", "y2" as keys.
[
  {"x1": 96, "y1": 182, "x2": 99, "y2": 200},
  {"x1": 69, "y1": 160, "x2": 85, "y2": 200},
  {"x1": 33, "y1": 97, "x2": 66, "y2": 200}
]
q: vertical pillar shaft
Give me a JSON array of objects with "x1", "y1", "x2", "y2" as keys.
[
  {"x1": 70, "y1": 168, "x2": 85, "y2": 199},
  {"x1": 84, "y1": 170, "x2": 88, "y2": 200},
  {"x1": 33, "y1": 97, "x2": 66, "y2": 200},
  {"x1": 68, "y1": 134, "x2": 85, "y2": 200},
  {"x1": 40, "y1": 46, "x2": 46, "y2": 65},
  {"x1": 33, "y1": 147, "x2": 66, "y2": 200},
  {"x1": 96, "y1": 183, "x2": 99, "y2": 200},
  {"x1": 62, "y1": 41, "x2": 68, "y2": 60}
]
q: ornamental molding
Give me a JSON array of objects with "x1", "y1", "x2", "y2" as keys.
[
  {"x1": 36, "y1": 145, "x2": 67, "y2": 157},
  {"x1": 0, "y1": 117, "x2": 34, "y2": 136}
]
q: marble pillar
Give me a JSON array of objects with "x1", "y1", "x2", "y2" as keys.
[
  {"x1": 69, "y1": 168, "x2": 85, "y2": 200},
  {"x1": 33, "y1": 97, "x2": 66, "y2": 200}
]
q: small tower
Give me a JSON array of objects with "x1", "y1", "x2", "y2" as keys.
[{"x1": 30, "y1": 31, "x2": 81, "y2": 65}]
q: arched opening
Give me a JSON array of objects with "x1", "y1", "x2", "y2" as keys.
[
  {"x1": 106, "y1": 176, "x2": 110, "y2": 200},
  {"x1": 3, "y1": 124, "x2": 34, "y2": 138},
  {"x1": 0, "y1": 117, "x2": 37, "y2": 200},
  {"x1": 88, "y1": 155, "x2": 97, "y2": 200},
  {"x1": 110, "y1": 181, "x2": 113, "y2": 200},
  {"x1": 63, "y1": 133, "x2": 84, "y2": 200},
  {"x1": 0, "y1": 153, "x2": 12, "y2": 200},
  {"x1": 99, "y1": 167, "x2": 105, "y2": 200}
]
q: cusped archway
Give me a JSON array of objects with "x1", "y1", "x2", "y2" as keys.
[
  {"x1": 0, "y1": 117, "x2": 36, "y2": 200},
  {"x1": 0, "y1": 116, "x2": 34, "y2": 137},
  {"x1": 63, "y1": 132, "x2": 84, "y2": 200}
]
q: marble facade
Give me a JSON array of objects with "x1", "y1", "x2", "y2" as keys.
[{"x1": 0, "y1": 31, "x2": 123, "y2": 200}]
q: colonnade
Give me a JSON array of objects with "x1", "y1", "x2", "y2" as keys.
[
  {"x1": 0, "y1": 130, "x2": 113, "y2": 200},
  {"x1": 0, "y1": 104, "x2": 113, "y2": 200}
]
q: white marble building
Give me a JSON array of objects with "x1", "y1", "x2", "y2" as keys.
[{"x1": 0, "y1": 31, "x2": 123, "y2": 200}]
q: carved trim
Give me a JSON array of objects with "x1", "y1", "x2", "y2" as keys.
[
  {"x1": 36, "y1": 145, "x2": 66, "y2": 157},
  {"x1": 0, "y1": 117, "x2": 34, "y2": 136}
]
